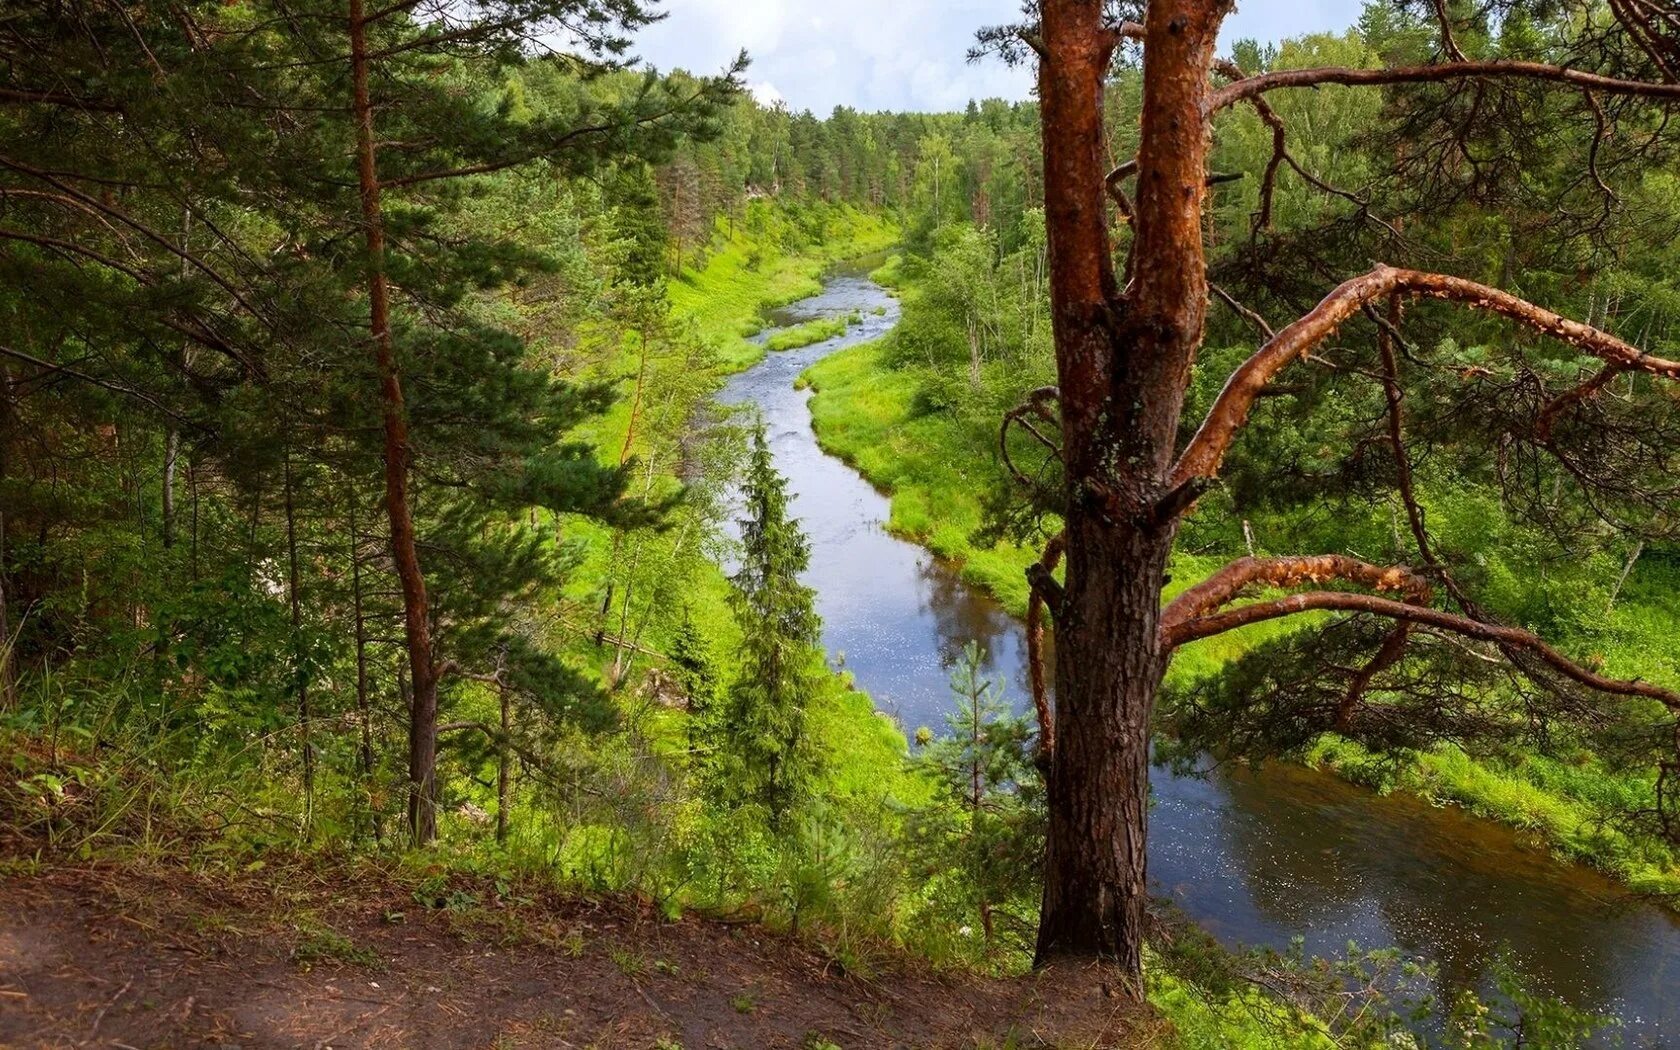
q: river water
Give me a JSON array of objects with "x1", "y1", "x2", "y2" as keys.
[{"x1": 715, "y1": 264, "x2": 1680, "y2": 1045}]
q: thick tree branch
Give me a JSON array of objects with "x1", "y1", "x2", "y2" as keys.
[
  {"x1": 1037, "y1": 2, "x2": 1120, "y2": 315},
  {"x1": 1160, "y1": 554, "x2": 1433, "y2": 633},
  {"x1": 1208, "y1": 60, "x2": 1680, "y2": 114},
  {"x1": 1611, "y1": 0, "x2": 1680, "y2": 82},
  {"x1": 1152, "y1": 476, "x2": 1212, "y2": 526},
  {"x1": 1338, "y1": 622, "x2": 1414, "y2": 731},
  {"x1": 1000, "y1": 385, "x2": 1062, "y2": 488},
  {"x1": 1342, "y1": 314, "x2": 1429, "y2": 734},
  {"x1": 1582, "y1": 90, "x2": 1621, "y2": 224},
  {"x1": 1209, "y1": 55, "x2": 1404, "y2": 239},
  {"x1": 1535, "y1": 362, "x2": 1623, "y2": 442},
  {"x1": 1171, "y1": 265, "x2": 1680, "y2": 489},
  {"x1": 1164, "y1": 589, "x2": 1680, "y2": 709},
  {"x1": 1103, "y1": 158, "x2": 1137, "y2": 222},
  {"x1": 1372, "y1": 295, "x2": 1447, "y2": 581},
  {"x1": 1369, "y1": 297, "x2": 1513, "y2": 657},
  {"x1": 1430, "y1": 0, "x2": 1469, "y2": 63}
]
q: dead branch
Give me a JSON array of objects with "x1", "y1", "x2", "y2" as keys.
[
  {"x1": 1210, "y1": 283, "x2": 1275, "y2": 339},
  {"x1": 999, "y1": 385, "x2": 1063, "y2": 489},
  {"x1": 1025, "y1": 532, "x2": 1066, "y2": 765}
]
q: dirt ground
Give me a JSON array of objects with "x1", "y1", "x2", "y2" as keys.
[{"x1": 0, "y1": 858, "x2": 1153, "y2": 1049}]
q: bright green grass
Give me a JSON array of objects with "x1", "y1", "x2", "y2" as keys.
[
  {"x1": 564, "y1": 202, "x2": 901, "y2": 669},
  {"x1": 764, "y1": 313, "x2": 856, "y2": 352},
  {"x1": 808, "y1": 673, "x2": 934, "y2": 806},
  {"x1": 667, "y1": 206, "x2": 896, "y2": 371},
  {"x1": 868, "y1": 253, "x2": 906, "y2": 289},
  {"x1": 576, "y1": 204, "x2": 898, "y2": 466},
  {"x1": 1149, "y1": 967, "x2": 1339, "y2": 1050},
  {"x1": 1307, "y1": 736, "x2": 1680, "y2": 899}
]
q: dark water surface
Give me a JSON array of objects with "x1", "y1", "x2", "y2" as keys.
[{"x1": 717, "y1": 264, "x2": 1680, "y2": 1045}]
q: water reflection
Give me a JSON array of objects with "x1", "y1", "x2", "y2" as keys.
[
  {"x1": 718, "y1": 267, "x2": 1680, "y2": 1045},
  {"x1": 915, "y1": 558, "x2": 1021, "y2": 681},
  {"x1": 1153, "y1": 761, "x2": 1680, "y2": 1042}
]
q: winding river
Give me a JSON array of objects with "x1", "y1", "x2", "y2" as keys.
[{"x1": 716, "y1": 262, "x2": 1680, "y2": 1045}]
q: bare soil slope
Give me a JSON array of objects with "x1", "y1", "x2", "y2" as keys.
[{"x1": 0, "y1": 859, "x2": 1151, "y2": 1049}]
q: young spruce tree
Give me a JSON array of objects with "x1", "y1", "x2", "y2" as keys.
[{"x1": 710, "y1": 427, "x2": 823, "y2": 829}]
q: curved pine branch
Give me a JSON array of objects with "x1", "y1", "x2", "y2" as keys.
[
  {"x1": 1207, "y1": 60, "x2": 1680, "y2": 114},
  {"x1": 1163, "y1": 587, "x2": 1680, "y2": 710},
  {"x1": 1171, "y1": 265, "x2": 1680, "y2": 491}
]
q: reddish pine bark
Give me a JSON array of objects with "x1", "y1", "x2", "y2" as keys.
[
  {"x1": 348, "y1": 0, "x2": 441, "y2": 845},
  {"x1": 1026, "y1": 0, "x2": 1680, "y2": 986}
]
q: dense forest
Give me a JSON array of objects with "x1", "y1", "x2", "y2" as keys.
[{"x1": 5, "y1": 0, "x2": 1680, "y2": 1046}]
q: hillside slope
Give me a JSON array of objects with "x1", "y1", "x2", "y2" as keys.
[{"x1": 0, "y1": 858, "x2": 1150, "y2": 1050}]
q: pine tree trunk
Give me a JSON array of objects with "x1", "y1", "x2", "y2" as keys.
[
  {"x1": 162, "y1": 429, "x2": 178, "y2": 551},
  {"x1": 349, "y1": 0, "x2": 441, "y2": 845},
  {"x1": 619, "y1": 327, "x2": 651, "y2": 467},
  {"x1": 0, "y1": 364, "x2": 14, "y2": 710},
  {"x1": 347, "y1": 492, "x2": 379, "y2": 841},
  {"x1": 163, "y1": 209, "x2": 188, "y2": 554},
  {"x1": 155, "y1": 438, "x2": 180, "y2": 678},
  {"x1": 188, "y1": 459, "x2": 200, "y2": 580},
  {"x1": 347, "y1": 494, "x2": 374, "y2": 783},
  {"x1": 1033, "y1": 517, "x2": 1170, "y2": 977},
  {"x1": 496, "y1": 647, "x2": 510, "y2": 845},
  {"x1": 283, "y1": 452, "x2": 315, "y2": 830},
  {"x1": 0, "y1": 506, "x2": 13, "y2": 712},
  {"x1": 967, "y1": 318, "x2": 982, "y2": 391},
  {"x1": 1029, "y1": 0, "x2": 1216, "y2": 986}
]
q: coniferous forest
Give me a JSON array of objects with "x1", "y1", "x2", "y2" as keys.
[{"x1": 5, "y1": 0, "x2": 1680, "y2": 1046}]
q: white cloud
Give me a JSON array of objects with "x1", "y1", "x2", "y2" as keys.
[
  {"x1": 634, "y1": 0, "x2": 1364, "y2": 114},
  {"x1": 748, "y1": 80, "x2": 786, "y2": 107}
]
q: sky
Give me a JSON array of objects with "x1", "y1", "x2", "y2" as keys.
[{"x1": 632, "y1": 0, "x2": 1364, "y2": 114}]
